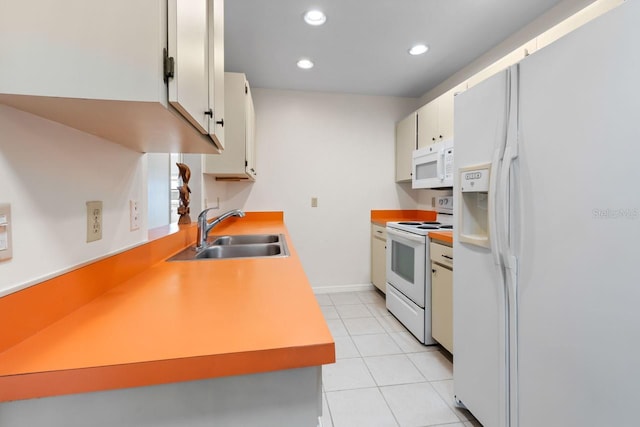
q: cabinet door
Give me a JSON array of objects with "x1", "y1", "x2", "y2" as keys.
[
  {"x1": 371, "y1": 226, "x2": 387, "y2": 293},
  {"x1": 417, "y1": 101, "x2": 439, "y2": 148},
  {"x1": 437, "y1": 90, "x2": 455, "y2": 142},
  {"x1": 432, "y1": 263, "x2": 453, "y2": 353},
  {"x1": 395, "y1": 113, "x2": 417, "y2": 182},
  {"x1": 168, "y1": 0, "x2": 210, "y2": 134},
  {"x1": 208, "y1": 0, "x2": 225, "y2": 148},
  {"x1": 203, "y1": 72, "x2": 255, "y2": 179},
  {"x1": 245, "y1": 81, "x2": 257, "y2": 179}
]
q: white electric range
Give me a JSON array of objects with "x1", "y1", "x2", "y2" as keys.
[{"x1": 385, "y1": 213, "x2": 453, "y2": 344}]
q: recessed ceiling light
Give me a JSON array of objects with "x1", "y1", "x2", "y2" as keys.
[
  {"x1": 304, "y1": 10, "x2": 327, "y2": 26},
  {"x1": 297, "y1": 59, "x2": 314, "y2": 69},
  {"x1": 409, "y1": 44, "x2": 429, "y2": 56}
]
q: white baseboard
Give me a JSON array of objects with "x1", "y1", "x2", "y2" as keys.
[{"x1": 312, "y1": 283, "x2": 375, "y2": 294}]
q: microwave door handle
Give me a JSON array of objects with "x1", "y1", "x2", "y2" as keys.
[{"x1": 438, "y1": 149, "x2": 445, "y2": 180}]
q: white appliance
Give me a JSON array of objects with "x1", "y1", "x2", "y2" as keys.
[
  {"x1": 412, "y1": 139, "x2": 454, "y2": 189},
  {"x1": 386, "y1": 215, "x2": 453, "y2": 344},
  {"x1": 435, "y1": 195, "x2": 453, "y2": 215},
  {"x1": 453, "y1": 3, "x2": 640, "y2": 427}
]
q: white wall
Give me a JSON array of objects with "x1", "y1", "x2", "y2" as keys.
[
  {"x1": 147, "y1": 154, "x2": 170, "y2": 229},
  {"x1": 0, "y1": 105, "x2": 147, "y2": 296},
  {"x1": 204, "y1": 88, "x2": 420, "y2": 290}
]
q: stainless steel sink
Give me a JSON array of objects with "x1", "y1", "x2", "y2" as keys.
[
  {"x1": 210, "y1": 234, "x2": 280, "y2": 245},
  {"x1": 167, "y1": 234, "x2": 289, "y2": 261},
  {"x1": 196, "y1": 243, "x2": 283, "y2": 259}
]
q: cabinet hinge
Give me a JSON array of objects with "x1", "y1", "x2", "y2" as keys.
[{"x1": 163, "y1": 48, "x2": 175, "y2": 83}]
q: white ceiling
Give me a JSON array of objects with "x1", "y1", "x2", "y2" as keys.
[{"x1": 224, "y1": 0, "x2": 566, "y2": 98}]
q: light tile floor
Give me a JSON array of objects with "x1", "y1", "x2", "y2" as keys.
[{"x1": 316, "y1": 289, "x2": 482, "y2": 427}]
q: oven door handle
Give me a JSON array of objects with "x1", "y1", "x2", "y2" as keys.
[{"x1": 386, "y1": 227, "x2": 426, "y2": 244}]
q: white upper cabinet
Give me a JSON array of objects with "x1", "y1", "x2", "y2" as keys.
[
  {"x1": 168, "y1": 0, "x2": 225, "y2": 149},
  {"x1": 417, "y1": 82, "x2": 466, "y2": 149},
  {"x1": 169, "y1": 0, "x2": 210, "y2": 134},
  {"x1": 0, "y1": 0, "x2": 224, "y2": 154},
  {"x1": 395, "y1": 112, "x2": 417, "y2": 182},
  {"x1": 203, "y1": 73, "x2": 256, "y2": 180}
]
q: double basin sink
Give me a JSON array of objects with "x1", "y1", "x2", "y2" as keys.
[{"x1": 168, "y1": 234, "x2": 289, "y2": 261}]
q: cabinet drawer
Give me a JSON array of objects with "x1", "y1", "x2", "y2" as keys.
[
  {"x1": 372, "y1": 224, "x2": 387, "y2": 240},
  {"x1": 430, "y1": 241, "x2": 453, "y2": 267}
]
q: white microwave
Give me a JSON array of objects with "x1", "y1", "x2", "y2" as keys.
[{"x1": 412, "y1": 139, "x2": 454, "y2": 189}]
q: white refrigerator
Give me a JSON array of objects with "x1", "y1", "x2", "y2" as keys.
[{"x1": 453, "y1": 1, "x2": 640, "y2": 426}]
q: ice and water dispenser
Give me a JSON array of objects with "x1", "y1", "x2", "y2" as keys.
[{"x1": 458, "y1": 164, "x2": 491, "y2": 248}]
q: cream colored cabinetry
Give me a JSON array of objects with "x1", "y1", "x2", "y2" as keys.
[
  {"x1": 204, "y1": 73, "x2": 256, "y2": 180},
  {"x1": 371, "y1": 224, "x2": 387, "y2": 293},
  {"x1": 430, "y1": 240, "x2": 453, "y2": 353},
  {"x1": 417, "y1": 82, "x2": 466, "y2": 149},
  {"x1": 0, "y1": 0, "x2": 224, "y2": 154},
  {"x1": 416, "y1": 91, "x2": 447, "y2": 148},
  {"x1": 395, "y1": 112, "x2": 417, "y2": 182}
]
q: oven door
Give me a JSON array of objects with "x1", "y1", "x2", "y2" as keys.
[{"x1": 386, "y1": 227, "x2": 426, "y2": 307}]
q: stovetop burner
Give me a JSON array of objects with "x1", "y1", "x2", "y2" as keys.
[{"x1": 387, "y1": 215, "x2": 454, "y2": 236}]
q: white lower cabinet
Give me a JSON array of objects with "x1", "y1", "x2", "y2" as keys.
[
  {"x1": 370, "y1": 224, "x2": 387, "y2": 293},
  {"x1": 430, "y1": 241, "x2": 453, "y2": 353},
  {"x1": 204, "y1": 72, "x2": 256, "y2": 180}
]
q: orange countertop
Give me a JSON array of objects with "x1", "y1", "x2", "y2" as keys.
[
  {"x1": 429, "y1": 231, "x2": 453, "y2": 244},
  {"x1": 370, "y1": 209, "x2": 437, "y2": 227},
  {"x1": 0, "y1": 214, "x2": 335, "y2": 402}
]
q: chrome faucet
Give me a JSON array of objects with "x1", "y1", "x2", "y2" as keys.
[{"x1": 196, "y1": 208, "x2": 245, "y2": 250}]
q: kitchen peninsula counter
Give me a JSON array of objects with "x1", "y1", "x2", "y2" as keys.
[
  {"x1": 0, "y1": 212, "x2": 334, "y2": 405},
  {"x1": 429, "y1": 231, "x2": 453, "y2": 244},
  {"x1": 370, "y1": 209, "x2": 438, "y2": 227}
]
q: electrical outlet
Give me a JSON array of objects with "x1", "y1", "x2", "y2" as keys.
[
  {"x1": 311, "y1": 197, "x2": 318, "y2": 208},
  {"x1": 129, "y1": 200, "x2": 140, "y2": 231},
  {"x1": 86, "y1": 201, "x2": 103, "y2": 243}
]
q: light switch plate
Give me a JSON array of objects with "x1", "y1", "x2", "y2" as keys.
[{"x1": 0, "y1": 203, "x2": 12, "y2": 261}]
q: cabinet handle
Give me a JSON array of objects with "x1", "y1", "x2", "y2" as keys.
[
  {"x1": 432, "y1": 269, "x2": 436, "y2": 273},
  {"x1": 439, "y1": 135, "x2": 443, "y2": 139},
  {"x1": 204, "y1": 109, "x2": 213, "y2": 117},
  {"x1": 432, "y1": 137, "x2": 436, "y2": 141},
  {"x1": 216, "y1": 118, "x2": 224, "y2": 127},
  {"x1": 376, "y1": 230, "x2": 383, "y2": 234},
  {"x1": 441, "y1": 254, "x2": 453, "y2": 260}
]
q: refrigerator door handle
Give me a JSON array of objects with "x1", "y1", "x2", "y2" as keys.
[{"x1": 489, "y1": 148, "x2": 503, "y2": 266}]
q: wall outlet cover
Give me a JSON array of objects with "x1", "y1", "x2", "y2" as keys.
[
  {"x1": 129, "y1": 200, "x2": 140, "y2": 231},
  {"x1": 86, "y1": 201, "x2": 103, "y2": 243}
]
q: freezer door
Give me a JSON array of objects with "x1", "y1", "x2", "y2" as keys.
[
  {"x1": 453, "y1": 70, "x2": 510, "y2": 427},
  {"x1": 515, "y1": 2, "x2": 640, "y2": 426}
]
